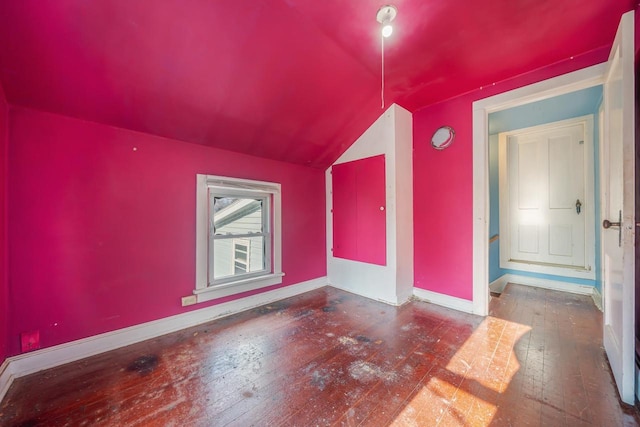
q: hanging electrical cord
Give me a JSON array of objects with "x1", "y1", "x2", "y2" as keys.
[{"x1": 381, "y1": 32, "x2": 385, "y2": 109}]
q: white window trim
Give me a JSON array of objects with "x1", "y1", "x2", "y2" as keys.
[{"x1": 195, "y1": 174, "x2": 283, "y2": 303}]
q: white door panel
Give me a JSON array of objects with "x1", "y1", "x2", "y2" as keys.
[
  {"x1": 601, "y1": 10, "x2": 635, "y2": 405},
  {"x1": 501, "y1": 120, "x2": 587, "y2": 270}
]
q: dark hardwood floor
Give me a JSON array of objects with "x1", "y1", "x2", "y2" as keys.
[{"x1": 1, "y1": 284, "x2": 638, "y2": 426}]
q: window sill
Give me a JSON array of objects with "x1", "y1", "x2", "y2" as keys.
[{"x1": 194, "y1": 273, "x2": 285, "y2": 303}]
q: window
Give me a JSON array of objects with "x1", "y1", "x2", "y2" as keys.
[{"x1": 195, "y1": 174, "x2": 283, "y2": 302}]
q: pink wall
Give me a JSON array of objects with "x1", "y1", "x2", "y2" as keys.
[
  {"x1": 413, "y1": 47, "x2": 610, "y2": 301},
  {"x1": 7, "y1": 108, "x2": 326, "y2": 356},
  {"x1": 0, "y1": 83, "x2": 8, "y2": 362}
]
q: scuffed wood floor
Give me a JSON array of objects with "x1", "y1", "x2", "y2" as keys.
[{"x1": 1, "y1": 284, "x2": 638, "y2": 426}]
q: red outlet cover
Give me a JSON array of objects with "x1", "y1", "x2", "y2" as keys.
[{"x1": 20, "y1": 330, "x2": 40, "y2": 353}]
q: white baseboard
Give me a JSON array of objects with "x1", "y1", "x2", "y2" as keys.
[
  {"x1": 0, "y1": 277, "x2": 327, "y2": 404},
  {"x1": 412, "y1": 288, "x2": 474, "y2": 314},
  {"x1": 0, "y1": 359, "x2": 13, "y2": 405},
  {"x1": 499, "y1": 273, "x2": 594, "y2": 295},
  {"x1": 327, "y1": 281, "x2": 402, "y2": 306},
  {"x1": 489, "y1": 275, "x2": 509, "y2": 294},
  {"x1": 592, "y1": 286, "x2": 603, "y2": 311}
]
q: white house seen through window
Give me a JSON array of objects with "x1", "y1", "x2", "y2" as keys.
[
  {"x1": 210, "y1": 195, "x2": 268, "y2": 283},
  {"x1": 195, "y1": 174, "x2": 283, "y2": 303}
]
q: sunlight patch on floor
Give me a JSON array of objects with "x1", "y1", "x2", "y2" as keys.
[{"x1": 391, "y1": 316, "x2": 531, "y2": 425}]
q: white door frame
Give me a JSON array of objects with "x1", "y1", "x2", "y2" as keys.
[{"x1": 471, "y1": 63, "x2": 606, "y2": 316}]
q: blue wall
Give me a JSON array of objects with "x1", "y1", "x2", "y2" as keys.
[
  {"x1": 488, "y1": 85, "x2": 603, "y2": 288},
  {"x1": 489, "y1": 86, "x2": 603, "y2": 134}
]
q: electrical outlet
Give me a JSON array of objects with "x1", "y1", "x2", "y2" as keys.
[
  {"x1": 181, "y1": 295, "x2": 197, "y2": 306},
  {"x1": 20, "y1": 330, "x2": 40, "y2": 353}
]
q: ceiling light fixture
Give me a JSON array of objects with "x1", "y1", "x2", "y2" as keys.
[
  {"x1": 376, "y1": 5, "x2": 397, "y2": 109},
  {"x1": 376, "y1": 5, "x2": 397, "y2": 38}
]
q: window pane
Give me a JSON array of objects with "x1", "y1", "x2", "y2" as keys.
[
  {"x1": 234, "y1": 261, "x2": 247, "y2": 274},
  {"x1": 234, "y1": 244, "x2": 248, "y2": 262},
  {"x1": 213, "y1": 237, "x2": 265, "y2": 280},
  {"x1": 212, "y1": 196, "x2": 263, "y2": 235}
]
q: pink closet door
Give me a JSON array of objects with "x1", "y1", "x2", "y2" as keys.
[{"x1": 332, "y1": 155, "x2": 386, "y2": 266}]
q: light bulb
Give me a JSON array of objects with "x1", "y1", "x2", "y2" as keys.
[{"x1": 382, "y1": 24, "x2": 393, "y2": 38}]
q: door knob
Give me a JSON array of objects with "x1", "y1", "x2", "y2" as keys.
[
  {"x1": 602, "y1": 219, "x2": 620, "y2": 228},
  {"x1": 575, "y1": 199, "x2": 582, "y2": 214},
  {"x1": 603, "y1": 210, "x2": 622, "y2": 247}
]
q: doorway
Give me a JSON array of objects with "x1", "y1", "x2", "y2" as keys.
[
  {"x1": 488, "y1": 90, "x2": 601, "y2": 296},
  {"x1": 470, "y1": 64, "x2": 608, "y2": 316}
]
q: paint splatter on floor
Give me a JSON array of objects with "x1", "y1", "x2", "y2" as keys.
[
  {"x1": 338, "y1": 336, "x2": 358, "y2": 346},
  {"x1": 348, "y1": 361, "x2": 397, "y2": 383},
  {"x1": 310, "y1": 369, "x2": 332, "y2": 391},
  {"x1": 127, "y1": 355, "x2": 159, "y2": 375}
]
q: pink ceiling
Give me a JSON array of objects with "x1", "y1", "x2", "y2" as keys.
[{"x1": 0, "y1": 0, "x2": 633, "y2": 168}]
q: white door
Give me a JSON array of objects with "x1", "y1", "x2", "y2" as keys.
[
  {"x1": 601, "y1": 10, "x2": 635, "y2": 405},
  {"x1": 499, "y1": 117, "x2": 594, "y2": 278}
]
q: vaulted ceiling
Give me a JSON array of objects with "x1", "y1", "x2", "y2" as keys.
[{"x1": 0, "y1": 1, "x2": 633, "y2": 168}]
